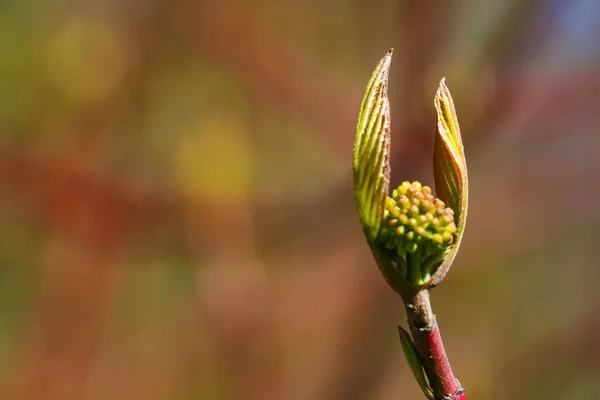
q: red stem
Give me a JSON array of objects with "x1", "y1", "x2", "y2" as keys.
[{"x1": 402, "y1": 289, "x2": 466, "y2": 400}]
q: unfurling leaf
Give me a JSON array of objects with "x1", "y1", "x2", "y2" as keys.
[
  {"x1": 430, "y1": 79, "x2": 468, "y2": 286},
  {"x1": 353, "y1": 49, "x2": 393, "y2": 242}
]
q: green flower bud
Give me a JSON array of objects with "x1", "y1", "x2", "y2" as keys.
[
  {"x1": 378, "y1": 181, "x2": 458, "y2": 285},
  {"x1": 399, "y1": 214, "x2": 408, "y2": 225}
]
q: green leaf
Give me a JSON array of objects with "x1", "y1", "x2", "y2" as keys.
[
  {"x1": 353, "y1": 50, "x2": 393, "y2": 242},
  {"x1": 398, "y1": 326, "x2": 434, "y2": 400},
  {"x1": 430, "y1": 79, "x2": 468, "y2": 286}
]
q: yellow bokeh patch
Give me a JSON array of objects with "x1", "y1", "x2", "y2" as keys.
[
  {"x1": 44, "y1": 15, "x2": 128, "y2": 103},
  {"x1": 175, "y1": 115, "x2": 254, "y2": 201}
]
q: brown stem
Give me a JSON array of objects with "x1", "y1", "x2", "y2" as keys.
[{"x1": 401, "y1": 289, "x2": 466, "y2": 400}]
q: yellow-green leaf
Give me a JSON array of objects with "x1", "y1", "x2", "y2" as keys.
[
  {"x1": 353, "y1": 50, "x2": 393, "y2": 242},
  {"x1": 398, "y1": 326, "x2": 434, "y2": 400},
  {"x1": 431, "y1": 78, "x2": 468, "y2": 286}
]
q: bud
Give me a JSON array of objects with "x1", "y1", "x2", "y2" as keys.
[
  {"x1": 379, "y1": 181, "x2": 457, "y2": 285},
  {"x1": 353, "y1": 51, "x2": 468, "y2": 292}
]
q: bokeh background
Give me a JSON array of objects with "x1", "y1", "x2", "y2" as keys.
[{"x1": 0, "y1": 0, "x2": 599, "y2": 399}]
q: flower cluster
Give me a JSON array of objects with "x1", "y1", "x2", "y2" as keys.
[{"x1": 379, "y1": 181, "x2": 457, "y2": 284}]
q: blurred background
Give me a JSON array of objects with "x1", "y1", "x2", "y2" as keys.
[{"x1": 0, "y1": 0, "x2": 598, "y2": 399}]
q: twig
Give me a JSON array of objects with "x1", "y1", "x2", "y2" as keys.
[{"x1": 401, "y1": 289, "x2": 466, "y2": 400}]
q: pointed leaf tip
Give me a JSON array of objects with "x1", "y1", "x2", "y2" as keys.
[
  {"x1": 353, "y1": 51, "x2": 393, "y2": 241},
  {"x1": 431, "y1": 79, "x2": 468, "y2": 286}
]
